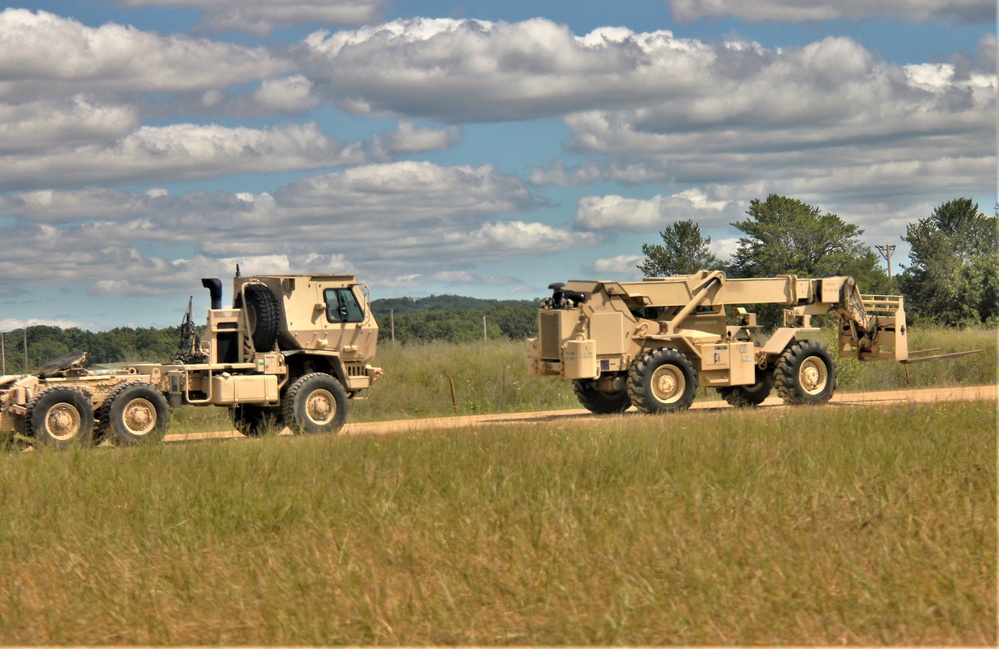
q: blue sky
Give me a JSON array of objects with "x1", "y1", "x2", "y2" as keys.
[{"x1": 0, "y1": 0, "x2": 995, "y2": 332}]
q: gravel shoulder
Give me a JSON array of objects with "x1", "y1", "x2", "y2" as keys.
[{"x1": 165, "y1": 384, "x2": 998, "y2": 442}]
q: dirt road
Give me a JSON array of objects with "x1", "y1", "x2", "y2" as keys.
[{"x1": 165, "y1": 384, "x2": 997, "y2": 443}]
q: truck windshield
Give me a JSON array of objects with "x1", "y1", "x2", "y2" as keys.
[{"x1": 324, "y1": 288, "x2": 364, "y2": 323}]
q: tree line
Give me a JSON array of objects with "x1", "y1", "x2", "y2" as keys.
[
  {"x1": 641, "y1": 195, "x2": 997, "y2": 328},
  {"x1": 0, "y1": 325, "x2": 182, "y2": 374},
  {"x1": 371, "y1": 297, "x2": 538, "y2": 345}
]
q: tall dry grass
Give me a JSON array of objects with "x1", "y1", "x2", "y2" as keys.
[{"x1": 0, "y1": 400, "x2": 993, "y2": 645}]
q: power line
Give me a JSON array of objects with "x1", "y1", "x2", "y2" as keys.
[{"x1": 875, "y1": 244, "x2": 896, "y2": 283}]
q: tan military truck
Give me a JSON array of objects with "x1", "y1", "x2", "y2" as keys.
[
  {"x1": 527, "y1": 270, "x2": 911, "y2": 413},
  {"x1": 0, "y1": 272, "x2": 382, "y2": 447}
]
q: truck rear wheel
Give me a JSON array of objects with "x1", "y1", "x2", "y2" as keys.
[
  {"x1": 26, "y1": 387, "x2": 95, "y2": 448},
  {"x1": 236, "y1": 283, "x2": 280, "y2": 352},
  {"x1": 572, "y1": 379, "x2": 630, "y2": 414},
  {"x1": 104, "y1": 384, "x2": 171, "y2": 445},
  {"x1": 628, "y1": 348, "x2": 698, "y2": 413},
  {"x1": 775, "y1": 340, "x2": 836, "y2": 405},
  {"x1": 230, "y1": 405, "x2": 283, "y2": 437},
  {"x1": 718, "y1": 369, "x2": 774, "y2": 407},
  {"x1": 282, "y1": 373, "x2": 348, "y2": 435}
]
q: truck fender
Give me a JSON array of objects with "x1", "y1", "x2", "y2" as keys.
[{"x1": 281, "y1": 350, "x2": 347, "y2": 384}]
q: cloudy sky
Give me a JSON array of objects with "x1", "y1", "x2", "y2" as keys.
[{"x1": 0, "y1": 0, "x2": 994, "y2": 331}]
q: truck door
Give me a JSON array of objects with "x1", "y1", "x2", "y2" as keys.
[{"x1": 321, "y1": 286, "x2": 371, "y2": 352}]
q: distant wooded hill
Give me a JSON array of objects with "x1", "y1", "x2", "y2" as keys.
[
  {"x1": 370, "y1": 294, "x2": 540, "y2": 344},
  {"x1": 369, "y1": 294, "x2": 537, "y2": 319}
]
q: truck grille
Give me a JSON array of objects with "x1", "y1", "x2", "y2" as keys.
[{"x1": 539, "y1": 312, "x2": 563, "y2": 361}]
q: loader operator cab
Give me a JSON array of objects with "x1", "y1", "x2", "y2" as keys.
[{"x1": 544, "y1": 282, "x2": 587, "y2": 309}]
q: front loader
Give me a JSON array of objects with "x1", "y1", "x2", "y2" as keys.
[{"x1": 527, "y1": 270, "x2": 947, "y2": 414}]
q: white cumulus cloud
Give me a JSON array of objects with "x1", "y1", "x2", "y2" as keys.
[
  {"x1": 121, "y1": 0, "x2": 389, "y2": 35},
  {"x1": 668, "y1": 0, "x2": 995, "y2": 24}
]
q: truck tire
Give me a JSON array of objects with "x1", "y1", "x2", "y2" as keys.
[
  {"x1": 282, "y1": 373, "x2": 348, "y2": 435},
  {"x1": 628, "y1": 348, "x2": 698, "y2": 413},
  {"x1": 572, "y1": 379, "x2": 631, "y2": 414},
  {"x1": 230, "y1": 405, "x2": 283, "y2": 437},
  {"x1": 26, "y1": 386, "x2": 95, "y2": 448},
  {"x1": 236, "y1": 283, "x2": 280, "y2": 352},
  {"x1": 103, "y1": 383, "x2": 171, "y2": 446},
  {"x1": 718, "y1": 369, "x2": 774, "y2": 407},
  {"x1": 775, "y1": 340, "x2": 836, "y2": 405}
]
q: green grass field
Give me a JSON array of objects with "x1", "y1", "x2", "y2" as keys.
[
  {"x1": 0, "y1": 400, "x2": 994, "y2": 645},
  {"x1": 0, "y1": 325, "x2": 995, "y2": 644}
]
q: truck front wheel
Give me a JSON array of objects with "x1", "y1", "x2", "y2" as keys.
[
  {"x1": 104, "y1": 384, "x2": 171, "y2": 445},
  {"x1": 572, "y1": 379, "x2": 631, "y2": 414},
  {"x1": 26, "y1": 387, "x2": 95, "y2": 448},
  {"x1": 628, "y1": 348, "x2": 698, "y2": 413},
  {"x1": 775, "y1": 340, "x2": 836, "y2": 405},
  {"x1": 282, "y1": 373, "x2": 348, "y2": 434}
]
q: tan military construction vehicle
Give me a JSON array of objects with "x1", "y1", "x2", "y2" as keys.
[
  {"x1": 527, "y1": 270, "x2": 909, "y2": 413},
  {"x1": 0, "y1": 273, "x2": 382, "y2": 447}
]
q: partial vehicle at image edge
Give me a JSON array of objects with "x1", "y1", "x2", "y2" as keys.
[{"x1": 0, "y1": 272, "x2": 383, "y2": 447}]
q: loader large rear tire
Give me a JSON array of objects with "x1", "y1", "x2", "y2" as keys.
[
  {"x1": 572, "y1": 379, "x2": 631, "y2": 414},
  {"x1": 627, "y1": 348, "x2": 698, "y2": 413}
]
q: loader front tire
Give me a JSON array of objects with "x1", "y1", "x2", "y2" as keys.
[
  {"x1": 775, "y1": 340, "x2": 836, "y2": 405},
  {"x1": 628, "y1": 348, "x2": 698, "y2": 413},
  {"x1": 572, "y1": 379, "x2": 631, "y2": 414},
  {"x1": 104, "y1": 383, "x2": 171, "y2": 446},
  {"x1": 282, "y1": 373, "x2": 348, "y2": 435},
  {"x1": 26, "y1": 387, "x2": 95, "y2": 448}
]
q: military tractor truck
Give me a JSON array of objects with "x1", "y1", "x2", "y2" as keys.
[
  {"x1": 527, "y1": 270, "x2": 911, "y2": 413},
  {"x1": 0, "y1": 272, "x2": 382, "y2": 447}
]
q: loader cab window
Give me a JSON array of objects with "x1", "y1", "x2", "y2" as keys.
[{"x1": 324, "y1": 288, "x2": 364, "y2": 323}]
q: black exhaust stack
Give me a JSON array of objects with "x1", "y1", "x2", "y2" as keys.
[{"x1": 202, "y1": 278, "x2": 223, "y2": 310}]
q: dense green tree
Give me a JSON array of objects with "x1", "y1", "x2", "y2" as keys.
[
  {"x1": 730, "y1": 195, "x2": 886, "y2": 282},
  {"x1": 639, "y1": 220, "x2": 721, "y2": 277},
  {"x1": 898, "y1": 198, "x2": 999, "y2": 326},
  {"x1": 728, "y1": 195, "x2": 889, "y2": 328}
]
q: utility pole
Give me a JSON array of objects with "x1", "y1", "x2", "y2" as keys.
[{"x1": 876, "y1": 244, "x2": 896, "y2": 283}]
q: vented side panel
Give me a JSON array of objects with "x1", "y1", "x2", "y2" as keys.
[{"x1": 539, "y1": 312, "x2": 563, "y2": 361}]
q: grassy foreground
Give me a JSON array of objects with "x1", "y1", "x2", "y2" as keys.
[{"x1": 0, "y1": 400, "x2": 994, "y2": 645}]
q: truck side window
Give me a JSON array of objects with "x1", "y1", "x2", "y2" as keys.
[{"x1": 324, "y1": 288, "x2": 364, "y2": 323}]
